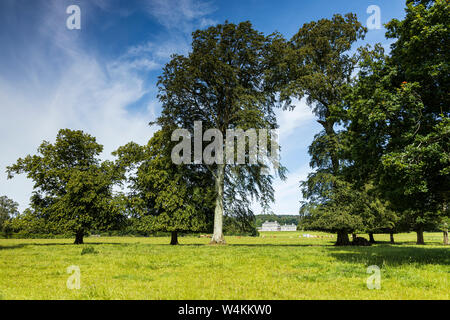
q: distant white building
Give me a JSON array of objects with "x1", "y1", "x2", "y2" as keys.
[
  {"x1": 259, "y1": 221, "x2": 280, "y2": 231},
  {"x1": 259, "y1": 221, "x2": 297, "y2": 232}
]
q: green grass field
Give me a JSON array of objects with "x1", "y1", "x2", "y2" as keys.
[{"x1": 0, "y1": 232, "x2": 448, "y2": 300}]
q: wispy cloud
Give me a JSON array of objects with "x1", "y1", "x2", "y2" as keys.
[
  {"x1": 271, "y1": 164, "x2": 310, "y2": 214},
  {"x1": 277, "y1": 98, "x2": 315, "y2": 140},
  {"x1": 250, "y1": 99, "x2": 316, "y2": 215},
  {"x1": 118, "y1": 37, "x2": 192, "y2": 69},
  {"x1": 252, "y1": 164, "x2": 311, "y2": 215},
  {"x1": 145, "y1": 0, "x2": 217, "y2": 31},
  {"x1": 0, "y1": 1, "x2": 160, "y2": 211}
]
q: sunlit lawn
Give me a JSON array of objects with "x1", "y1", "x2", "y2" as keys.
[{"x1": 0, "y1": 232, "x2": 448, "y2": 299}]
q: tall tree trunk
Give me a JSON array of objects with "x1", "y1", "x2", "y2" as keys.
[
  {"x1": 369, "y1": 233, "x2": 376, "y2": 244},
  {"x1": 211, "y1": 164, "x2": 226, "y2": 244},
  {"x1": 170, "y1": 231, "x2": 179, "y2": 245},
  {"x1": 442, "y1": 203, "x2": 448, "y2": 245},
  {"x1": 390, "y1": 232, "x2": 395, "y2": 244},
  {"x1": 352, "y1": 233, "x2": 357, "y2": 241},
  {"x1": 416, "y1": 227, "x2": 425, "y2": 245},
  {"x1": 74, "y1": 230, "x2": 84, "y2": 245},
  {"x1": 335, "y1": 231, "x2": 350, "y2": 246}
]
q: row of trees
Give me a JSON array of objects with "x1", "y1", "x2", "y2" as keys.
[
  {"x1": 3, "y1": 0, "x2": 448, "y2": 245},
  {"x1": 2, "y1": 126, "x2": 256, "y2": 244},
  {"x1": 297, "y1": 0, "x2": 449, "y2": 245},
  {"x1": 6, "y1": 20, "x2": 284, "y2": 245},
  {"x1": 255, "y1": 215, "x2": 299, "y2": 227}
]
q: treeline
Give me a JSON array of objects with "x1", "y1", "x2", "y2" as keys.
[
  {"x1": 2, "y1": 0, "x2": 448, "y2": 246},
  {"x1": 255, "y1": 215, "x2": 299, "y2": 227}
]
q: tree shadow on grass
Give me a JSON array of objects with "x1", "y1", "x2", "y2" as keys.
[
  {"x1": 326, "y1": 245, "x2": 450, "y2": 266},
  {"x1": 0, "y1": 242, "x2": 126, "y2": 250},
  {"x1": 0, "y1": 244, "x2": 28, "y2": 250}
]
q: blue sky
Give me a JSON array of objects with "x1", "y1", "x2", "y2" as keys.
[{"x1": 0, "y1": 0, "x2": 407, "y2": 214}]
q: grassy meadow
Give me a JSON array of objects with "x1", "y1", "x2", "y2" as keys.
[{"x1": 0, "y1": 231, "x2": 448, "y2": 300}]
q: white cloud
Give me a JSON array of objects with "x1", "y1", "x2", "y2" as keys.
[
  {"x1": 277, "y1": 98, "x2": 315, "y2": 140},
  {"x1": 123, "y1": 37, "x2": 191, "y2": 63},
  {"x1": 109, "y1": 57, "x2": 161, "y2": 73},
  {"x1": 199, "y1": 17, "x2": 218, "y2": 28},
  {"x1": 145, "y1": 0, "x2": 217, "y2": 32},
  {"x1": 271, "y1": 164, "x2": 311, "y2": 214},
  {"x1": 251, "y1": 98, "x2": 317, "y2": 215},
  {"x1": 252, "y1": 164, "x2": 311, "y2": 216}
]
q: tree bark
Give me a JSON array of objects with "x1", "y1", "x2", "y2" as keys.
[
  {"x1": 390, "y1": 232, "x2": 395, "y2": 244},
  {"x1": 74, "y1": 230, "x2": 84, "y2": 245},
  {"x1": 352, "y1": 233, "x2": 357, "y2": 241},
  {"x1": 170, "y1": 231, "x2": 179, "y2": 245},
  {"x1": 335, "y1": 231, "x2": 350, "y2": 246},
  {"x1": 443, "y1": 202, "x2": 448, "y2": 245},
  {"x1": 416, "y1": 228, "x2": 425, "y2": 245},
  {"x1": 369, "y1": 233, "x2": 376, "y2": 244},
  {"x1": 211, "y1": 164, "x2": 226, "y2": 245}
]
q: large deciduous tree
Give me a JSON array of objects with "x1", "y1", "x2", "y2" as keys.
[
  {"x1": 7, "y1": 129, "x2": 125, "y2": 244},
  {"x1": 113, "y1": 128, "x2": 216, "y2": 245},
  {"x1": 342, "y1": 43, "x2": 418, "y2": 242},
  {"x1": 381, "y1": 0, "x2": 450, "y2": 244},
  {"x1": 156, "y1": 21, "x2": 287, "y2": 244},
  {"x1": 285, "y1": 13, "x2": 367, "y2": 245}
]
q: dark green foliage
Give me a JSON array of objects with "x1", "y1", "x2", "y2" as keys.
[
  {"x1": 299, "y1": 176, "x2": 364, "y2": 234},
  {"x1": 6, "y1": 208, "x2": 55, "y2": 237},
  {"x1": 386, "y1": 0, "x2": 449, "y2": 118},
  {"x1": 223, "y1": 215, "x2": 259, "y2": 236},
  {"x1": 344, "y1": 0, "x2": 449, "y2": 244},
  {"x1": 297, "y1": 1, "x2": 449, "y2": 245},
  {"x1": 114, "y1": 128, "x2": 216, "y2": 244}
]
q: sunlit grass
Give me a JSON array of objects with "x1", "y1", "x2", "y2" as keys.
[{"x1": 0, "y1": 232, "x2": 448, "y2": 299}]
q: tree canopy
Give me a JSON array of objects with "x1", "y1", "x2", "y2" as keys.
[
  {"x1": 285, "y1": 13, "x2": 368, "y2": 245},
  {"x1": 7, "y1": 129, "x2": 125, "y2": 244},
  {"x1": 156, "y1": 21, "x2": 288, "y2": 244}
]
